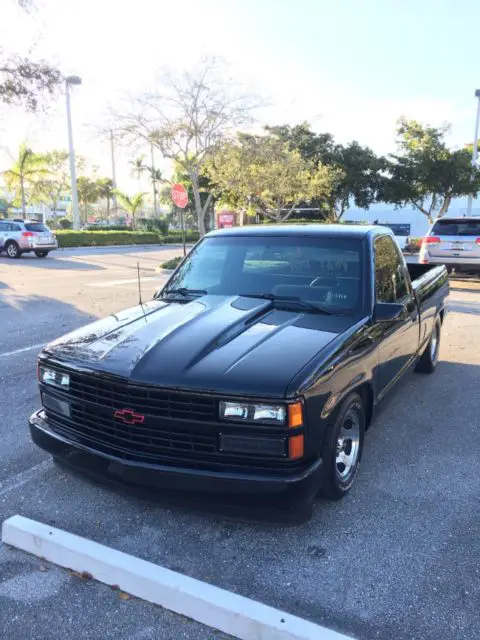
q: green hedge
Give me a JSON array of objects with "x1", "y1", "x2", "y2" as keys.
[
  {"x1": 163, "y1": 231, "x2": 200, "y2": 243},
  {"x1": 55, "y1": 230, "x2": 162, "y2": 248}
]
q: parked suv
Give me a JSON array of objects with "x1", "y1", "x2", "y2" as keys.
[
  {"x1": 419, "y1": 217, "x2": 480, "y2": 272},
  {"x1": 0, "y1": 220, "x2": 58, "y2": 259}
]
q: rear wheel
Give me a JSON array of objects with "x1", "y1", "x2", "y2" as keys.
[
  {"x1": 319, "y1": 392, "x2": 365, "y2": 500},
  {"x1": 35, "y1": 251, "x2": 49, "y2": 258},
  {"x1": 415, "y1": 317, "x2": 441, "y2": 374},
  {"x1": 5, "y1": 241, "x2": 20, "y2": 259}
]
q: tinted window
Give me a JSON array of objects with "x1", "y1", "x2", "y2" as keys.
[
  {"x1": 0, "y1": 222, "x2": 8, "y2": 231},
  {"x1": 375, "y1": 235, "x2": 408, "y2": 303},
  {"x1": 11, "y1": 224, "x2": 21, "y2": 231},
  {"x1": 24, "y1": 223, "x2": 48, "y2": 232},
  {"x1": 431, "y1": 219, "x2": 480, "y2": 237},
  {"x1": 164, "y1": 235, "x2": 363, "y2": 314}
]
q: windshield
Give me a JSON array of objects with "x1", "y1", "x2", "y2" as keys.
[
  {"x1": 161, "y1": 235, "x2": 363, "y2": 314},
  {"x1": 25, "y1": 223, "x2": 49, "y2": 232},
  {"x1": 431, "y1": 219, "x2": 480, "y2": 237}
]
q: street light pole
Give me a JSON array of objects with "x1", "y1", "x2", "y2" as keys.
[
  {"x1": 65, "y1": 75, "x2": 82, "y2": 230},
  {"x1": 467, "y1": 89, "x2": 480, "y2": 216},
  {"x1": 110, "y1": 129, "x2": 118, "y2": 223}
]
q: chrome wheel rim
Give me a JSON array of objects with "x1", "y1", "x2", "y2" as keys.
[
  {"x1": 430, "y1": 326, "x2": 438, "y2": 360},
  {"x1": 336, "y1": 408, "x2": 360, "y2": 481},
  {"x1": 7, "y1": 244, "x2": 17, "y2": 257}
]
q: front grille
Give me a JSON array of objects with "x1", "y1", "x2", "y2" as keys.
[
  {"x1": 43, "y1": 369, "x2": 303, "y2": 473},
  {"x1": 49, "y1": 404, "x2": 217, "y2": 465},
  {"x1": 68, "y1": 373, "x2": 216, "y2": 422}
]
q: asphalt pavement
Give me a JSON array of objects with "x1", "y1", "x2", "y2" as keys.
[{"x1": 1, "y1": 246, "x2": 480, "y2": 640}]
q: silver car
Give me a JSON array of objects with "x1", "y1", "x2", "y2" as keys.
[
  {"x1": 0, "y1": 219, "x2": 58, "y2": 259},
  {"x1": 419, "y1": 217, "x2": 480, "y2": 272}
]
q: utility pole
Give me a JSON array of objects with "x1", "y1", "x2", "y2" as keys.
[
  {"x1": 65, "y1": 75, "x2": 82, "y2": 229},
  {"x1": 110, "y1": 130, "x2": 118, "y2": 223},
  {"x1": 151, "y1": 144, "x2": 158, "y2": 217},
  {"x1": 467, "y1": 89, "x2": 480, "y2": 215}
]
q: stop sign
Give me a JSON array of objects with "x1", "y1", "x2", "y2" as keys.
[{"x1": 171, "y1": 183, "x2": 188, "y2": 209}]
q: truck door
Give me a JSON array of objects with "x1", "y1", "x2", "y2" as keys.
[{"x1": 374, "y1": 235, "x2": 419, "y2": 395}]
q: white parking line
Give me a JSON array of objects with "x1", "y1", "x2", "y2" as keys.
[
  {"x1": 0, "y1": 343, "x2": 45, "y2": 359},
  {"x1": 0, "y1": 460, "x2": 53, "y2": 498},
  {"x1": 2, "y1": 516, "x2": 352, "y2": 640},
  {"x1": 88, "y1": 276, "x2": 159, "y2": 287}
]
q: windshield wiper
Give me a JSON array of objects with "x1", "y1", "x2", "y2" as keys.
[
  {"x1": 239, "y1": 293, "x2": 333, "y2": 315},
  {"x1": 163, "y1": 287, "x2": 208, "y2": 297}
]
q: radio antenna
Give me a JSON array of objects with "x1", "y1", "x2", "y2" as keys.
[{"x1": 137, "y1": 261, "x2": 146, "y2": 320}]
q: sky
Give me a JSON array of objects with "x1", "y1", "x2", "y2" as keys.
[{"x1": 2, "y1": 0, "x2": 480, "y2": 192}]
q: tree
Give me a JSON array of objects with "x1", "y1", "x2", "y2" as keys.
[
  {"x1": 29, "y1": 150, "x2": 83, "y2": 218},
  {"x1": 1, "y1": 3, "x2": 62, "y2": 111},
  {"x1": 114, "y1": 191, "x2": 147, "y2": 229},
  {"x1": 380, "y1": 118, "x2": 480, "y2": 221},
  {"x1": 207, "y1": 134, "x2": 343, "y2": 222},
  {"x1": 76, "y1": 176, "x2": 100, "y2": 224},
  {"x1": 267, "y1": 123, "x2": 385, "y2": 219},
  {"x1": 113, "y1": 58, "x2": 258, "y2": 235},
  {"x1": 0, "y1": 57, "x2": 62, "y2": 111},
  {"x1": 130, "y1": 156, "x2": 146, "y2": 192},
  {"x1": 96, "y1": 178, "x2": 115, "y2": 219},
  {"x1": 2, "y1": 143, "x2": 49, "y2": 216}
]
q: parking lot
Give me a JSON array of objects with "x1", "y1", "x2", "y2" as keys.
[{"x1": 1, "y1": 245, "x2": 480, "y2": 640}]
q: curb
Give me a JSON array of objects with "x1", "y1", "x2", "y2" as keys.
[{"x1": 2, "y1": 515, "x2": 353, "y2": 640}]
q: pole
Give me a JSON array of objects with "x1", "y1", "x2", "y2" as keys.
[
  {"x1": 467, "y1": 92, "x2": 480, "y2": 215},
  {"x1": 110, "y1": 130, "x2": 118, "y2": 223},
  {"x1": 180, "y1": 207, "x2": 186, "y2": 257},
  {"x1": 151, "y1": 144, "x2": 158, "y2": 217},
  {"x1": 66, "y1": 83, "x2": 80, "y2": 230}
]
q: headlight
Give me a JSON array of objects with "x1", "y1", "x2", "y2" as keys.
[
  {"x1": 219, "y1": 401, "x2": 287, "y2": 426},
  {"x1": 39, "y1": 366, "x2": 70, "y2": 390}
]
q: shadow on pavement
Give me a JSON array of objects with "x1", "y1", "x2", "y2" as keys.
[
  {"x1": 448, "y1": 300, "x2": 480, "y2": 315},
  {"x1": 0, "y1": 255, "x2": 105, "y2": 271}
]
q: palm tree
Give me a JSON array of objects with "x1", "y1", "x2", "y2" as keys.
[
  {"x1": 130, "y1": 156, "x2": 146, "y2": 192},
  {"x1": 114, "y1": 190, "x2": 147, "y2": 229},
  {"x1": 96, "y1": 177, "x2": 114, "y2": 220},
  {"x1": 77, "y1": 176, "x2": 100, "y2": 224},
  {"x1": 2, "y1": 143, "x2": 48, "y2": 217}
]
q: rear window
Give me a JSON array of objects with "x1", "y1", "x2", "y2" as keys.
[
  {"x1": 431, "y1": 219, "x2": 480, "y2": 237},
  {"x1": 24, "y1": 223, "x2": 49, "y2": 232}
]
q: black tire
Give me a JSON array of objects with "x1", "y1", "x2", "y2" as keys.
[
  {"x1": 5, "y1": 241, "x2": 20, "y2": 259},
  {"x1": 319, "y1": 392, "x2": 365, "y2": 500},
  {"x1": 415, "y1": 317, "x2": 441, "y2": 374},
  {"x1": 35, "y1": 251, "x2": 49, "y2": 258}
]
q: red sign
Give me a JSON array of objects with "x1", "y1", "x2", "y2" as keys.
[
  {"x1": 217, "y1": 212, "x2": 236, "y2": 229},
  {"x1": 171, "y1": 183, "x2": 188, "y2": 209}
]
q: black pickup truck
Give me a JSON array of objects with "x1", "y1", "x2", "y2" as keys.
[{"x1": 30, "y1": 225, "x2": 448, "y2": 517}]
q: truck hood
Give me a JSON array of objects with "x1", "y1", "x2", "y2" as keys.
[{"x1": 44, "y1": 295, "x2": 356, "y2": 398}]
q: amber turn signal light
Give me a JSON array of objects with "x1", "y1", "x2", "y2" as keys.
[
  {"x1": 288, "y1": 402, "x2": 303, "y2": 428},
  {"x1": 288, "y1": 434, "x2": 304, "y2": 460}
]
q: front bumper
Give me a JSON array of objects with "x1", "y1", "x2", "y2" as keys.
[{"x1": 29, "y1": 410, "x2": 323, "y2": 508}]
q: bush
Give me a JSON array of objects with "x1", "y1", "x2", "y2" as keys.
[
  {"x1": 55, "y1": 230, "x2": 162, "y2": 248},
  {"x1": 163, "y1": 230, "x2": 200, "y2": 243},
  {"x1": 58, "y1": 218, "x2": 72, "y2": 229},
  {"x1": 84, "y1": 224, "x2": 129, "y2": 231},
  {"x1": 160, "y1": 256, "x2": 183, "y2": 270},
  {"x1": 137, "y1": 218, "x2": 169, "y2": 235}
]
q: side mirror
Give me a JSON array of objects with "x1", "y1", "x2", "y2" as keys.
[{"x1": 374, "y1": 302, "x2": 404, "y2": 323}]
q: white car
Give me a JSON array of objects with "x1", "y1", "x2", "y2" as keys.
[{"x1": 0, "y1": 219, "x2": 58, "y2": 259}]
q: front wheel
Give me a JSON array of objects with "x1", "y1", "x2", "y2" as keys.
[
  {"x1": 5, "y1": 241, "x2": 20, "y2": 259},
  {"x1": 319, "y1": 392, "x2": 365, "y2": 500},
  {"x1": 415, "y1": 317, "x2": 441, "y2": 374},
  {"x1": 35, "y1": 251, "x2": 49, "y2": 258}
]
